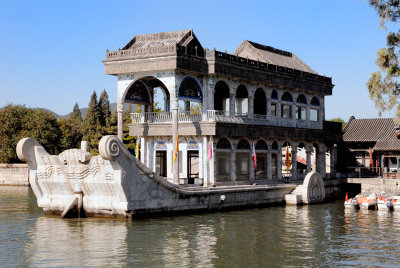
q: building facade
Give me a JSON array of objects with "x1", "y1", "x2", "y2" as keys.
[
  {"x1": 343, "y1": 116, "x2": 400, "y2": 178},
  {"x1": 103, "y1": 29, "x2": 340, "y2": 186}
]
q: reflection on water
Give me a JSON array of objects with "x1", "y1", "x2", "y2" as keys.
[{"x1": 2, "y1": 187, "x2": 400, "y2": 267}]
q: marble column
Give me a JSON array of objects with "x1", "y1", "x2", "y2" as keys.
[
  {"x1": 229, "y1": 93, "x2": 235, "y2": 116},
  {"x1": 267, "y1": 151, "x2": 272, "y2": 180},
  {"x1": 231, "y1": 148, "x2": 237, "y2": 181},
  {"x1": 277, "y1": 149, "x2": 282, "y2": 180},
  {"x1": 248, "y1": 96, "x2": 254, "y2": 119}
]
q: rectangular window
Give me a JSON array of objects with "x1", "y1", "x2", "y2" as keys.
[
  {"x1": 271, "y1": 103, "x2": 276, "y2": 116},
  {"x1": 236, "y1": 152, "x2": 249, "y2": 181},
  {"x1": 310, "y1": 109, "x2": 319, "y2": 121},
  {"x1": 281, "y1": 104, "x2": 292, "y2": 119},
  {"x1": 216, "y1": 152, "x2": 231, "y2": 181},
  {"x1": 296, "y1": 107, "x2": 306, "y2": 120},
  {"x1": 256, "y1": 153, "x2": 268, "y2": 180},
  {"x1": 155, "y1": 151, "x2": 167, "y2": 177}
]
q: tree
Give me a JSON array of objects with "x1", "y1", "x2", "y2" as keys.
[
  {"x1": 329, "y1": 117, "x2": 346, "y2": 128},
  {"x1": 98, "y1": 89, "x2": 111, "y2": 127},
  {"x1": 368, "y1": 1, "x2": 400, "y2": 121},
  {"x1": 83, "y1": 91, "x2": 102, "y2": 154},
  {"x1": 70, "y1": 102, "x2": 83, "y2": 123},
  {"x1": 0, "y1": 105, "x2": 62, "y2": 163}
]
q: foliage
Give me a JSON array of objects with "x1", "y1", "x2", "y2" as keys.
[
  {"x1": 329, "y1": 117, "x2": 346, "y2": 128},
  {"x1": 368, "y1": 1, "x2": 400, "y2": 121},
  {"x1": 99, "y1": 89, "x2": 111, "y2": 126},
  {"x1": 0, "y1": 105, "x2": 62, "y2": 163}
]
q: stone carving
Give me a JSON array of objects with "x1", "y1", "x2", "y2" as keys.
[
  {"x1": 99, "y1": 135, "x2": 120, "y2": 160},
  {"x1": 302, "y1": 172, "x2": 325, "y2": 204}
]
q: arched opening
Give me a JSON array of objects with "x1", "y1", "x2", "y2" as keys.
[
  {"x1": 216, "y1": 137, "x2": 232, "y2": 182},
  {"x1": 310, "y1": 96, "x2": 320, "y2": 122},
  {"x1": 312, "y1": 143, "x2": 319, "y2": 172},
  {"x1": 254, "y1": 88, "x2": 267, "y2": 116},
  {"x1": 282, "y1": 141, "x2": 292, "y2": 178},
  {"x1": 271, "y1": 141, "x2": 279, "y2": 179},
  {"x1": 281, "y1": 92, "x2": 293, "y2": 119},
  {"x1": 271, "y1": 89, "x2": 278, "y2": 117},
  {"x1": 296, "y1": 94, "x2": 307, "y2": 120},
  {"x1": 235, "y1": 85, "x2": 248, "y2": 116},
  {"x1": 297, "y1": 143, "x2": 307, "y2": 177},
  {"x1": 255, "y1": 140, "x2": 268, "y2": 179},
  {"x1": 178, "y1": 76, "x2": 202, "y2": 114},
  {"x1": 214, "y1": 81, "x2": 230, "y2": 114},
  {"x1": 236, "y1": 138, "x2": 250, "y2": 181}
]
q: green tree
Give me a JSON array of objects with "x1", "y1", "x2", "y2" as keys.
[
  {"x1": 98, "y1": 89, "x2": 111, "y2": 127},
  {"x1": 83, "y1": 91, "x2": 102, "y2": 154},
  {"x1": 70, "y1": 102, "x2": 83, "y2": 123},
  {"x1": 367, "y1": 1, "x2": 400, "y2": 120},
  {"x1": 0, "y1": 105, "x2": 62, "y2": 163}
]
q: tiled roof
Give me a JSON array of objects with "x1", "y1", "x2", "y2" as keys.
[
  {"x1": 343, "y1": 117, "x2": 400, "y2": 151},
  {"x1": 233, "y1": 40, "x2": 316, "y2": 74},
  {"x1": 122, "y1": 29, "x2": 194, "y2": 50}
]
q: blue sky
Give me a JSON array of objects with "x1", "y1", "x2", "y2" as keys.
[{"x1": 0, "y1": 0, "x2": 393, "y2": 120}]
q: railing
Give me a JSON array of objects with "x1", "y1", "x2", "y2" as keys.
[
  {"x1": 130, "y1": 110, "x2": 270, "y2": 124},
  {"x1": 344, "y1": 167, "x2": 400, "y2": 179}
]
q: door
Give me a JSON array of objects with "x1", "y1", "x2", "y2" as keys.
[
  {"x1": 155, "y1": 151, "x2": 167, "y2": 177},
  {"x1": 187, "y1": 150, "x2": 199, "y2": 184}
]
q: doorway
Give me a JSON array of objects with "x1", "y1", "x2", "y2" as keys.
[
  {"x1": 155, "y1": 151, "x2": 167, "y2": 177},
  {"x1": 187, "y1": 150, "x2": 199, "y2": 184}
]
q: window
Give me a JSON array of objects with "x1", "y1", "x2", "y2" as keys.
[
  {"x1": 236, "y1": 152, "x2": 249, "y2": 181},
  {"x1": 271, "y1": 103, "x2": 277, "y2": 116},
  {"x1": 310, "y1": 108, "x2": 319, "y2": 121},
  {"x1": 296, "y1": 107, "x2": 306, "y2": 120},
  {"x1": 216, "y1": 152, "x2": 231, "y2": 181},
  {"x1": 281, "y1": 104, "x2": 292, "y2": 119}
]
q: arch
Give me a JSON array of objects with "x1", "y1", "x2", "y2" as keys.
[
  {"x1": 311, "y1": 96, "x2": 320, "y2": 106},
  {"x1": 271, "y1": 89, "x2": 278, "y2": 100},
  {"x1": 187, "y1": 140, "x2": 199, "y2": 150},
  {"x1": 178, "y1": 76, "x2": 202, "y2": 102},
  {"x1": 214, "y1": 81, "x2": 230, "y2": 111},
  {"x1": 254, "y1": 88, "x2": 267, "y2": 115},
  {"x1": 237, "y1": 139, "x2": 250, "y2": 150},
  {"x1": 125, "y1": 80, "x2": 151, "y2": 104},
  {"x1": 216, "y1": 137, "x2": 232, "y2": 149},
  {"x1": 236, "y1": 85, "x2": 248, "y2": 98},
  {"x1": 296, "y1": 94, "x2": 307, "y2": 104},
  {"x1": 271, "y1": 141, "x2": 279, "y2": 151},
  {"x1": 281, "y1": 92, "x2": 293, "y2": 102},
  {"x1": 155, "y1": 141, "x2": 168, "y2": 150},
  {"x1": 255, "y1": 140, "x2": 268, "y2": 150}
]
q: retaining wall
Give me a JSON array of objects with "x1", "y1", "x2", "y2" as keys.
[{"x1": 0, "y1": 164, "x2": 29, "y2": 186}]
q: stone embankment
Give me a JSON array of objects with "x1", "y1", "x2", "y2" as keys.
[{"x1": 0, "y1": 164, "x2": 29, "y2": 186}]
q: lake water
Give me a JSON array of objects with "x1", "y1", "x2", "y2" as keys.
[{"x1": 1, "y1": 186, "x2": 400, "y2": 267}]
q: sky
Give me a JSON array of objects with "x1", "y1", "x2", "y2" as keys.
[{"x1": 0, "y1": 0, "x2": 394, "y2": 120}]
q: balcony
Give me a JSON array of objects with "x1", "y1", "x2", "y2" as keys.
[{"x1": 130, "y1": 110, "x2": 268, "y2": 125}]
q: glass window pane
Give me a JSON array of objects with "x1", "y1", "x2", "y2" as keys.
[{"x1": 310, "y1": 109, "x2": 319, "y2": 121}]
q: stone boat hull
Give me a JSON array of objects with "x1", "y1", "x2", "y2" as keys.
[{"x1": 17, "y1": 136, "x2": 328, "y2": 218}]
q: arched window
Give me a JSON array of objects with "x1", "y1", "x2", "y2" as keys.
[
  {"x1": 271, "y1": 89, "x2": 278, "y2": 100},
  {"x1": 155, "y1": 141, "x2": 167, "y2": 150},
  {"x1": 216, "y1": 138, "x2": 232, "y2": 149},
  {"x1": 254, "y1": 88, "x2": 266, "y2": 116},
  {"x1": 281, "y1": 92, "x2": 293, "y2": 119},
  {"x1": 178, "y1": 77, "x2": 202, "y2": 101},
  {"x1": 311, "y1": 96, "x2": 320, "y2": 106},
  {"x1": 272, "y1": 141, "x2": 279, "y2": 151},
  {"x1": 310, "y1": 97, "x2": 320, "y2": 121},
  {"x1": 235, "y1": 85, "x2": 248, "y2": 115},
  {"x1": 296, "y1": 94, "x2": 307, "y2": 104},
  {"x1": 296, "y1": 94, "x2": 307, "y2": 120},
  {"x1": 281, "y1": 92, "x2": 293, "y2": 102},
  {"x1": 237, "y1": 139, "x2": 250, "y2": 150},
  {"x1": 255, "y1": 140, "x2": 268, "y2": 150},
  {"x1": 125, "y1": 80, "x2": 151, "y2": 104},
  {"x1": 214, "y1": 81, "x2": 230, "y2": 112}
]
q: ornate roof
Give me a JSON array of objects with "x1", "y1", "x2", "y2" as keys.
[
  {"x1": 233, "y1": 40, "x2": 316, "y2": 74},
  {"x1": 343, "y1": 117, "x2": 400, "y2": 151},
  {"x1": 122, "y1": 29, "x2": 201, "y2": 50}
]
